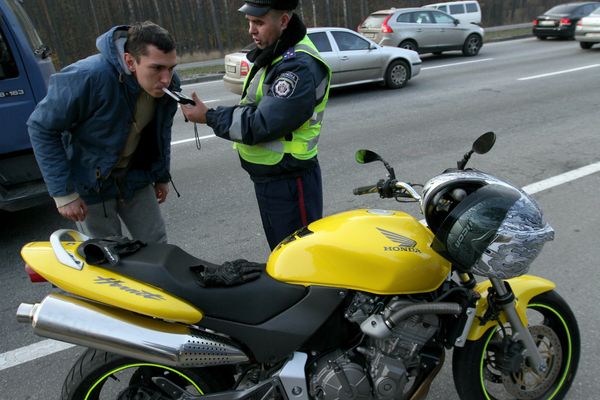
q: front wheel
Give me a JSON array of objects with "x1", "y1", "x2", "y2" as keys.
[
  {"x1": 452, "y1": 290, "x2": 580, "y2": 400},
  {"x1": 462, "y1": 34, "x2": 482, "y2": 56},
  {"x1": 384, "y1": 60, "x2": 409, "y2": 89},
  {"x1": 62, "y1": 349, "x2": 230, "y2": 400},
  {"x1": 579, "y1": 41, "x2": 594, "y2": 49}
]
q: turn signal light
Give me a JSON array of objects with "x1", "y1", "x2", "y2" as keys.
[
  {"x1": 560, "y1": 18, "x2": 572, "y2": 25},
  {"x1": 381, "y1": 14, "x2": 394, "y2": 33},
  {"x1": 25, "y1": 263, "x2": 47, "y2": 283}
]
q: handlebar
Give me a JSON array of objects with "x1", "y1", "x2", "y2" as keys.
[
  {"x1": 353, "y1": 179, "x2": 421, "y2": 202},
  {"x1": 353, "y1": 184, "x2": 379, "y2": 196}
]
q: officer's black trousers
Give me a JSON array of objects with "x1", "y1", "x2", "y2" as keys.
[{"x1": 253, "y1": 164, "x2": 323, "y2": 250}]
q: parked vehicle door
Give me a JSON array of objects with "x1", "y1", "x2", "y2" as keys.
[
  {"x1": 329, "y1": 30, "x2": 382, "y2": 85},
  {"x1": 307, "y1": 31, "x2": 340, "y2": 84},
  {"x1": 431, "y1": 10, "x2": 465, "y2": 47},
  {"x1": 406, "y1": 10, "x2": 440, "y2": 50},
  {"x1": 0, "y1": 19, "x2": 36, "y2": 153}
]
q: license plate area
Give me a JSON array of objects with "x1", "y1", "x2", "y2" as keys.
[{"x1": 226, "y1": 65, "x2": 236, "y2": 73}]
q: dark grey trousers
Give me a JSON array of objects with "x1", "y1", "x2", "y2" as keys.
[{"x1": 76, "y1": 185, "x2": 167, "y2": 243}]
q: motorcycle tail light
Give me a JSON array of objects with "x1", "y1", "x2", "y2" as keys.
[
  {"x1": 560, "y1": 18, "x2": 571, "y2": 25},
  {"x1": 240, "y1": 60, "x2": 250, "y2": 76},
  {"x1": 25, "y1": 264, "x2": 47, "y2": 283},
  {"x1": 381, "y1": 14, "x2": 394, "y2": 33}
]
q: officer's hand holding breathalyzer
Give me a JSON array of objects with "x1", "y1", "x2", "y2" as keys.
[{"x1": 180, "y1": 92, "x2": 208, "y2": 124}]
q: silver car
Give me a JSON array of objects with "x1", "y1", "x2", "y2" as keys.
[
  {"x1": 358, "y1": 7, "x2": 484, "y2": 56},
  {"x1": 575, "y1": 6, "x2": 600, "y2": 48},
  {"x1": 223, "y1": 27, "x2": 422, "y2": 95}
]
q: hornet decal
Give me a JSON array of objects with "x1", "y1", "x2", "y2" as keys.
[{"x1": 94, "y1": 277, "x2": 165, "y2": 300}]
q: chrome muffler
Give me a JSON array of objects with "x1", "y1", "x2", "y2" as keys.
[{"x1": 16, "y1": 294, "x2": 249, "y2": 367}]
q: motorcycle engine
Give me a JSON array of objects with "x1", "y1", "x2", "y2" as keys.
[{"x1": 310, "y1": 294, "x2": 440, "y2": 400}]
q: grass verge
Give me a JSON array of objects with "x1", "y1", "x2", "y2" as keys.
[{"x1": 485, "y1": 27, "x2": 532, "y2": 42}]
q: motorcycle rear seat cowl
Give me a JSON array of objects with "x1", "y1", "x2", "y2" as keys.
[{"x1": 89, "y1": 243, "x2": 307, "y2": 325}]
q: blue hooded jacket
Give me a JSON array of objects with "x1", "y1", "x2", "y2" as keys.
[{"x1": 27, "y1": 25, "x2": 180, "y2": 204}]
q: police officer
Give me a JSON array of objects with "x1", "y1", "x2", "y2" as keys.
[{"x1": 183, "y1": 0, "x2": 331, "y2": 250}]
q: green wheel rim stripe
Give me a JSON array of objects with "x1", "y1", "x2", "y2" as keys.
[
  {"x1": 84, "y1": 362, "x2": 204, "y2": 400},
  {"x1": 478, "y1": 302, "x2": 573, "y2": 400}
]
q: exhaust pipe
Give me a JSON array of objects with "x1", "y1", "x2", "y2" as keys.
[{"x1": 16, "y1": 294, "x2": 249, "y2": 367}]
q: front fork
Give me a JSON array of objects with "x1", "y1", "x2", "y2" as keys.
[{"x1": 487, "y1": 277, "x2": 547, "y2": 374}]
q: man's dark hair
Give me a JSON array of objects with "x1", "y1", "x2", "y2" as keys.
[{"x1": 125, "y1": 21, "x2": 175, "y2": 61}]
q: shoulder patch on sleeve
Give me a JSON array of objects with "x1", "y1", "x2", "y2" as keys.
[{"x1": 271, "y1": 71, "x2": 299, "y2": 98}]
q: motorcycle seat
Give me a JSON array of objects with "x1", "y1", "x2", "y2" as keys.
[{"x1": 88, "y1": 242, "x2": 307, "y2": 325}]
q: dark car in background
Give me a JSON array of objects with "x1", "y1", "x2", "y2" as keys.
[{"x1": 533, "y1": 2, "x2": 600, "y2": 39}]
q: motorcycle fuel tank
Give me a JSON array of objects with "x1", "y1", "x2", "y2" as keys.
[{"x1": 267, "y1": 209, "x2": 451, "y2": 294}]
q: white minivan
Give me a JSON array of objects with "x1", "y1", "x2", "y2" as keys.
[{"x1": 423, "y1": 1, "x2": 482, "y2": 25}]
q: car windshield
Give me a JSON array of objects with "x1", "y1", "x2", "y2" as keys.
[
  {"x1": 592, "y1": 6, "x2": 600, "y2": 15},
  {"x1": 545, "y1": 4, "x2": 580, "y2": 15},
  {"x1": 361, "y1": 13, "x2": 390, "y2": 29}
]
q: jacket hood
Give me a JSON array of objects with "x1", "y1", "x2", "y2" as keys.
[{"x1": 96, "y1": 25, "x2": 131, "y2": 76}]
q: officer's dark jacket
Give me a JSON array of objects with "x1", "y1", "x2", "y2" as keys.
[{"x1": 206, "y1": 14, "x2": 329, "y2": 182}]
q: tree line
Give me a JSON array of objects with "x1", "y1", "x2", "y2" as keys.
[{"x1": 22, "y1": 0, "x2": 561, "y2": 68}]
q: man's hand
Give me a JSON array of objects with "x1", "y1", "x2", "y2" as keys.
[
  {"x1": 181, "y1": 92, "x2": 209, "y2": 124},
  {"x1": 154, "y1": 182, "x2": 169, "y2": 204},
  {"x1": 58, "y1": 198, "x2": 88, "y2": 222}
]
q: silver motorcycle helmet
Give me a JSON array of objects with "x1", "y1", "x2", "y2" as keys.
[{"x1": 421, "y1": 171, "x2": 555, "y2": 278}]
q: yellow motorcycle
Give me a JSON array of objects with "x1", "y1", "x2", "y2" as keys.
[{"x1": 17, "y1": 132, "x2": 579, "y2": 400}]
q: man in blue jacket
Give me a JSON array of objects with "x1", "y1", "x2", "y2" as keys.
[
  {"x1": 182, "y1": 0, "x2": 331, "y2": 250},
  {"x1": 28, "y1": 21, "x2": 180, "y2": 243}
]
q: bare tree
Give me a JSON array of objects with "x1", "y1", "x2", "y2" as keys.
[
  {"x1": 125, "y1": 0, "x2": 136, "y2": 21},
  {"x1": 88, "y1": 0, "x2": 100, "y2": 36},
  {"x1": 151, "y1": 0, "x2": 163, "y2": 26},
  {"x1": 325, "y1": 0, "x2": 333, "y2": 26},
  {"x1": 208, "y1": 0, "x2": 224, "y2": 55}
]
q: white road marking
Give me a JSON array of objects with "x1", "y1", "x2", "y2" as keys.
[
  {"x1": 421, "y1": 58, "x2": 494, "y2": 70},
  {"x1": 0, "y1": 340, "x2": 75, "y2": 371},
  {"x1": 3, "y1": 160, "x2": 600, "y2": 371},
  {"x1": 518, "y1": 64, "x2": 600, "y2": 81},
  {"x1": 522, "y1": 161, "x2": 600, "y2": 194},
  {"x1": 172, "y1": 134, "x2": 215, "y2": 145}
]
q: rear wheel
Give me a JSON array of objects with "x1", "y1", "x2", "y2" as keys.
[
  {"x1": 579, "y1": 41, "x2": 594, "y2": 49},
  {"x1": 399, "y1": 40, "x2": 418, "y2": 52},
  {"x1": 61, "y1": 349, "x2": 230, "y2": 400},
  {"x1": 452, "y1": 290, "x2": 580, "y2": 400},
  {"x1": 384, "y1": 60, "x2": 409, "y2": 89},
  {"x1": 462, "y1": 34, "x2": 482, "y2": 56}
]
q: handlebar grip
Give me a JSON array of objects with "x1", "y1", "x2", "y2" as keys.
[{"x1": 353, "y1": 185, "x2": 379, "y2": 195}]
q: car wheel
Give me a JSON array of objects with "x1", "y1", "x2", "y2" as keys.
[
  {"x1": 579, "y1": 41, "x2": 594, "y2": 49},
  {"x1": 384, "y1": 59, "x2": 409, "y2": 89},
  {"x1": 433, "y1": 51, "x2": 443, "y2": 56},
  {"x1": 462, "y1": 34, "x2": 482, "y2": 56},
  {"x1": 537, "y1": 36, "x2": 547, "y2": 40},
  {"x1": 399, "y1": 40, "x2": 418, "y2": 52}
]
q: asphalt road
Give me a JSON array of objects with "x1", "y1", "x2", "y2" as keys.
[{"x1": 1, "y1": 37, "x2": 600, "y2": 399}]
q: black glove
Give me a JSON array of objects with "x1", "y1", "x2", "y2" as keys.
[
  {"x1": 200, "y1": 259, "x2": 264, "y2": 287},
  {"x1": 78, "y1": 237, "x2": 146, "y2": 266}
]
